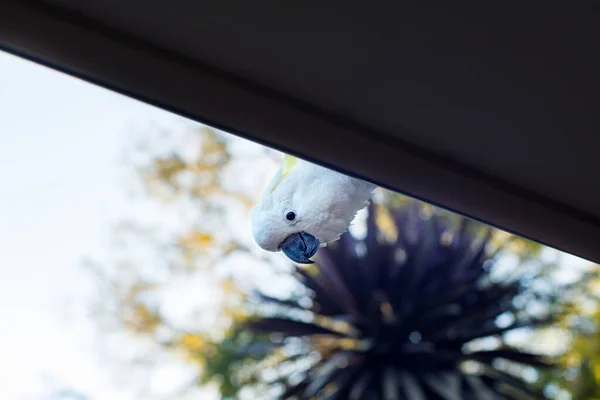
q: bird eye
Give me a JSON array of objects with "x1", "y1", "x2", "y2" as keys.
[{"x1": 286, "y1": 211, "x2": 296, "y2": 221}]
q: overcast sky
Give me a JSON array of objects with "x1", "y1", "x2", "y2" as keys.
[{"x1": 0, "y1": 50, "x2": 221, "y2": 400}]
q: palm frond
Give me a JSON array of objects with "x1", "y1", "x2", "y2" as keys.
[{"x1": 242, "y1": 202, "x2": 554, "y2": 399}]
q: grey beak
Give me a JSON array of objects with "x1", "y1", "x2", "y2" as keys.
[{"x1": 279, "y1": 232, "x2": 320, "y2": 264}]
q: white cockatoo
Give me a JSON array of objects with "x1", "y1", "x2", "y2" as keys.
[{"x1": 251, "y1": 155, "x2": 377, "y2": 263}]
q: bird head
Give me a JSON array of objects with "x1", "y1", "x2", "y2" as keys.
[{"x1": 251, "y1": 156, "x2": 354, "y2": 264}]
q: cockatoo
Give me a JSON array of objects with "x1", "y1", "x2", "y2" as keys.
[{"x1": 251, "y1": 155, "x2": 377, "y2": 264}]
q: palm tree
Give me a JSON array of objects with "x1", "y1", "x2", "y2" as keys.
[{"x1": 242, "y1": 202, "x2": 554, "y2": 399}]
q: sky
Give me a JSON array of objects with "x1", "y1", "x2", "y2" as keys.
[
  {"x1": 0, "y1": 50, "x2": 219, "y2": 400},
  {"x1": 0, "y1": 50, "x2": 594, "y2": 400}
]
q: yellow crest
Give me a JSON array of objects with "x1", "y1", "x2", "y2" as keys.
[
  {"x1": 281, "y1": 154, "x2": 298, "y2": 178},
  {"x1": 269, "y1": 154, "x2": 297, "y2": 194}
]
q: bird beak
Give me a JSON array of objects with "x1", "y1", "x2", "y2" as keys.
[{"x1": 279, "y1": 232, "x2": 320, "y2": 264}]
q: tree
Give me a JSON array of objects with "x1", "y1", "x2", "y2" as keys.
[
  {"x1": 236, "y1": 202, "x2": 555, "y2": 399},
  {"x1": 550, "y1": 270, "x2": 600, "y2": 399},
  {"x1": 87, "y1": 124, "x2": 584, "y2": 399},
  {"x1": 86, "y1": 125, "x2": 284, "y2": 398}
]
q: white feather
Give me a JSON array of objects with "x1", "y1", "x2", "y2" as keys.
[{"x1": 251, "y1": 158, "x2": 376, "y2": 252}]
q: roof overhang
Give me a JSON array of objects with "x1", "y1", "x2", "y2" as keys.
[{"x1": 2, "y1": 1, "x2": 599, "y2": 262}]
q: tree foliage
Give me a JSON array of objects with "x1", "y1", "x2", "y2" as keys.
[
  {"x1": 241, "y1": 202, "x2": 555, "y2": 399},
  {"x1": 87, "y1": 125, "x2": 600, "y2": 399}
]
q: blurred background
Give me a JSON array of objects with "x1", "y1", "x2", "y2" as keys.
[{"x1": 0, "y1": 50, "x2": 599, "y2": 399}]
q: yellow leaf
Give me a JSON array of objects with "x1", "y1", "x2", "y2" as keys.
[
  {"x1": 180, "y1": 333, "x2": 207, "y2": 351},
  {"x1": 181, "y1": 232, "x2": 214, "y2": 249},
  {"x1": 375, "y1": 204, "x2": 398, "y2": 243},
  {"x1": 588, "y1": 278, "x2": 600, "y2": 296}
]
